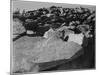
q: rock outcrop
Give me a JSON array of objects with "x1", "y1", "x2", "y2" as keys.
[{"x1": 12, "y1": 29, "x2": 82, "y2": 73}]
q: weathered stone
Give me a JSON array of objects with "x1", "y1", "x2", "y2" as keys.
[
  {"x1": 13, "y1": 18, "x2": 26, "y2": 35},
  {"x1": 13, "y1": 32, "x2": 82, "y2": 72}
]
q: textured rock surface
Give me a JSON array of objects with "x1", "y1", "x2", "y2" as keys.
[
  {"x1": 12, "y1": 35, "x2": 82, "y2": 72},
  {"x1": 13, "y1": 18, "x2": 26, "y2": 35}
]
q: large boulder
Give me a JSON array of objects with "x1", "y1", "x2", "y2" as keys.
[{"x1": 12, "y1": 31, "x2": 82, "y2": 73}]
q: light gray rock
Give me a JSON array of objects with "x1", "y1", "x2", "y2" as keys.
[
  {"x1": 13, "y1": 18, "x2": 26, "y2": 35},
  {"x1": 12, "y1": 34, "x2": 82, "y2": 73}
]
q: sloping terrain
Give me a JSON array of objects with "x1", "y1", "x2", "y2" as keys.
[{"x1": 12, "y1": 35, "x2": 82, "y2": 73}]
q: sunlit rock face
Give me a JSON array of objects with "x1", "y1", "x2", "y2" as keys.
[
  {"x1": 13, "y1": 18, "x2": 26, "y2": 35},
  {"x1": 43, "y1": 28, "x2": 54, "y2": 38},
  {"x1": 13, "y1": 28, "x2": 83, "y2": 73},
  {"x1": 68, "y1": 33, "x2": 84, "y2": 45},
  {"x1": 13, "y1": 36, "x2": 42, "y2": 73},
  {"x1": 26, "y1": 30, "x2": 35, "y2": 34}
]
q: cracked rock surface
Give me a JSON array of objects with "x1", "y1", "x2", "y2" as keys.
[{"x1": 12, "y1": 34, "x2": 82, "y2": 73}]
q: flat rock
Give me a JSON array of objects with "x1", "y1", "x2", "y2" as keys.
[{"x1": 12, "y1": 36, "x2": 82, "y2": 72}]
